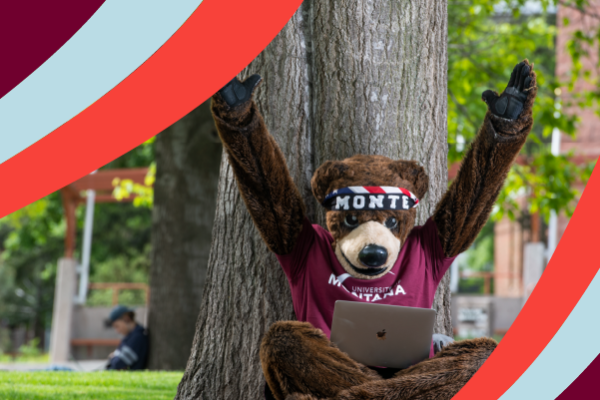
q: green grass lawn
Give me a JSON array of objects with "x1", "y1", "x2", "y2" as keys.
[{"x1": 0, "y1": 371, "x2": 183, "y2": 400}]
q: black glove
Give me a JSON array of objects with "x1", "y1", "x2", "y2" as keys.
[
  {"x1": 433, "y1": 333, "x2": 454, "y2": 354},
  {"x1": 482, "y1": 61, "x2": 532, "y2": 120},
  {"x1": 218, "y1": 74, "x2": 262, "y2": 108}
]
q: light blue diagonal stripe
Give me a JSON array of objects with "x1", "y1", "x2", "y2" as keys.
[
  {"x1": 499, "y1": 269, "x2": 600, "y2": 400},
  {"x1": 0, "y1": 0, "x2": 202, "y2": 165}
]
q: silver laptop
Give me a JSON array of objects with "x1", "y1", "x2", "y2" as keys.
[{"x1": 330, "y1": 300, "x2": 435, "y2": 369}]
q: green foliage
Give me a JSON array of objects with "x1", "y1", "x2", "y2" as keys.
[
  {"x1": 87, "y1": 245, "x2": 151, "y2": 307},
  {"x1": 463, "y1": 222, "x2": 495, "y2": 272},
  {"x1": 448, "y1": 0, "x2": 564, "y2": 158},
  {"x1": 494, "y1": 149, "x2": 595, "y2": 222},
  {"x1": 0, "y1": 371, "x2": 183, "y2": 400},
  {"x1": 113, "y1": 162, "x2": 155, "y2": 208},
  {"x1": 561, "y1": 1, "x2": 600, "y2": 94},
  {"x1": 0, "y1": 192, "x2": 64, "y2": 338},
  {"x1": 83, "y1": 191, "x2": 152, "y2": 307},
  {"x1": 0, "y1": 145, "x2": 153, "y2": 349},
  {"x1": 457, "y1": 221, "x2": 495, "y2": 294},
  {"x1": 18, "y1": 338, "x2": 41, "y2": 358},
  {"x1": 81, "y1": 202, "x2": 151, "y2": 267},
  {"x1": 111, "y1": 137, "x2": 156, "y2": 208},
  {"x1": 448, "y1": 0, "x2": 596, "y2": 222}
]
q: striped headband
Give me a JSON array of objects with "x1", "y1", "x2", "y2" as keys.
[{"x1": 322, "y1": 186, "x2": 420, "y2": 211}]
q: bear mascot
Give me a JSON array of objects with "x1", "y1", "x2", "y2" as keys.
[{"x1": 210, "y1": 60, "x2": 537, "y2": 400}]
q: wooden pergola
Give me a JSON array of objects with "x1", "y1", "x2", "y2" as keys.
[
  {"x1": 58, "y1": 170, "x2": 151, "y2": 358},
  {"x1": 60, "y1": 168, "x2": 148, "y2": 258}
]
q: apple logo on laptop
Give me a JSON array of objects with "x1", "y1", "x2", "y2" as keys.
[{"x1": 376, "y1": 329, "x2": 386, "y2": 340}]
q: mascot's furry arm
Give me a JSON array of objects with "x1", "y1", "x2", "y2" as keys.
[
  {"x1": 211, "y1": 75, "x2": 306, "y2": 255},
  {"x1": 433, "y1": 60, "x2": 537, "y2": 257}
]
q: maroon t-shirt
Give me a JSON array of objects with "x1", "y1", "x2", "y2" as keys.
[{"x1": 276, "y1": 217, "x2": 456, "y2": 359}]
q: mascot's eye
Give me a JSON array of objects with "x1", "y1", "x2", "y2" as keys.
[
  {"x1": 384, "y1": 217, "x2": 398, "y2": 229},
  {"x1": 344, "y1": 214, "x2": 359, "y2": 229}
]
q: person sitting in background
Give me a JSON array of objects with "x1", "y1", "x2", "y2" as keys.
[{"x1": 105, "y1": 305, "x2": 149, "y2": 370}]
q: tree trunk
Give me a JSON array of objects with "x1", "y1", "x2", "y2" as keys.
[
  {"x1": 308, "y1": 0, "x2": 450, "y2": 335},
  {"x1": 147, "y1": 101, "x2": 222, "y2": 370},
  {"x1": 176, "y1": 0, "x2": 449, "y2": 397}
]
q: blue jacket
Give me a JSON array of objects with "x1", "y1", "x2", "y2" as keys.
[{"x1": 108, "y1": 324, "x2": 149, "y2": 370}]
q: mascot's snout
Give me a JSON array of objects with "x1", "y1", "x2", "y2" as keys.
[
  {"x1": 335, "y1": 221, "x2": 401, "y2": 279},
  {"x1": 359, "y1": 244, "x2": 388, "y2": 267}
]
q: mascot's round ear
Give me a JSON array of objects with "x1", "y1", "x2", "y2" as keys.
[
  {"x1": 388, "y1": 160, "x2": 429, "y2": 200},
  {"x1": 311, "y1": 160, "x2": 353, "y2": 204}
]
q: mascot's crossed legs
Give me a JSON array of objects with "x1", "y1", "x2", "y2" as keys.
[{"x1": 210, "y1": 61, "x2": 537, "y2": 400}]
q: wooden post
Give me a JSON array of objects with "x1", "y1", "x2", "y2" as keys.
[
  {"x1": 49, "y1": 258, "x2": 77, "y2": 363},
  {"x1": 60, "y1": 187, "x2": 80, "y2": 259},
  {"x1": 530, "y1": 212, "x2": 540, "y2": 243},
  {"x1": 523, "y1": 242, "x2": 545, "y2": 304},
  {"x1": 483, "y1": 275, "x2": 490, "y2": 295},
  {"x1": 59, "y1": 169, "x2": 149, "y2": 282},
  {"x1": 112, "y1": 288, "x2": 119, "y2": 306}
]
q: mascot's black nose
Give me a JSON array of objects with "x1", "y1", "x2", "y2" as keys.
[{"x1": 358, "y1": 245, "x2": 388, "y2": 267}]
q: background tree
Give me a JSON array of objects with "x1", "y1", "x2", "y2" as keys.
[
  {"x1": 176, "y1": 1, "x2": 449, "y2": 398},
  {"x1": 146, "y1": 100, "x2": 222, "y2": 370}
]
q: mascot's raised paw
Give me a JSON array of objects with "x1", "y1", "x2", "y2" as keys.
[
  {"x1": 482, "y1": 60, "x2": 535, "y2": 121},
  {"x1": 218, "y1": 74, "x2": 262, "y2": 108}
]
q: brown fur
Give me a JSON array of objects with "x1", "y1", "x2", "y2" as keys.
[
  {"x1": 211, "y1": 93, "x2": 306, "y2": 255},
  {"x1": 260, "y1": 322, "x2": 496, "y2": 400},
  {"x1": 433, "y1": 60, "x2": 537, "y2": 257},
  {"x1": 260, "y1": 321, "x2": 382, "y2": 400}
]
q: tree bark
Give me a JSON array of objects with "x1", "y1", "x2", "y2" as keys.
[
  {"x1": 308, "y1": 0, "x2": 451, "y2": 335},
  {"x1": 175, "y1": 10, "x2": 311, "y2": 399},
  {"x1": 147, "y1": 101, "x2": 222, "y2": 370},
  {"x1": 176, "y1": 0, "x2": 449, "y2": 397}
]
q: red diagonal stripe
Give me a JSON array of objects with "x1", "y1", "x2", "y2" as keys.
[
  {"x1": 0, "y1": 0, "x2": 303, "y2": 218},
  {"x1": 364, "y1": 186, "x2": 386, "y2": 194},
  {"x1": 454, "y1": 159, "x2": 600, "y2": 399}
]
